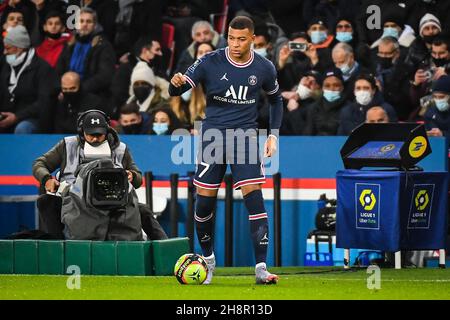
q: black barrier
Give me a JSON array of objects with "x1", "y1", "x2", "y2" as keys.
[
  {"x1": 273, "y1": 173, "x2": 282, "y2": 267},
  {"x1": 170, "y1": 174, "x2": 179, "y2": 237},
  {"x1": 186, "y1": 172, "x2": 195, "y2": 251},
  {"x1": 144, "y1": 172, "x2": 195, "y2": 241},
  {"x1": 145, "y1": 171, "x2": 153, "y2": 211},
  {"x1": 224, "y1": 174, "x2": 233, "y2": 267}
]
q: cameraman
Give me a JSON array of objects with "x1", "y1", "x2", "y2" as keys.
[{"x1": 32, "y1": 109, "x2": 167, "y2": 240}]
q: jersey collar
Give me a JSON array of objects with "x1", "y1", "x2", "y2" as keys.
[{"x1": 225, "y1": 47, "x2": 254, "y2": 68}]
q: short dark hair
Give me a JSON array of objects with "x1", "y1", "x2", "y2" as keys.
[
  {"x1": 432, "y1": 36, "x2": 450, "y2": 51},
  {"x1": 289, "y1": 31, "x2": 310, "y2": 42},
  {"x1": 229, "y1": 16, "x2": 254, "y2": 33},
  {"x1": 120, "y1": 102, "x2": 140, "y2": 115},
  {"x1": 132, "y1": 36, "x2": 157, "y2": 57},
  {"x1": 254, "y1": 25, "x2": 271, "y2": 43},
  {"x1": 355, "y1": 73, "x2": 377, "y2": 90},
  {"x1": 44, "y1": 11, "x2": 64, "y2": 24}
]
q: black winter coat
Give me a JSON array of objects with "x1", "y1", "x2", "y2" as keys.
[
  {"x1": 0, "y1": 51, "x2": 58, "y2": 130},
  {"x1": 304, "y1": 96, "x2": 347, "y2": 136},
  {"x1": 52, "y1": 89, "x2": 104, "y2": 134},
  {"x1": 57, "y1": 34, "x2": 116, "y2": 97}
]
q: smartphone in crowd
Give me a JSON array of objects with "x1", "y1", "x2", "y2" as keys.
[{"x1": 288, "y1": 42, "x2": 308, "y2": 52}]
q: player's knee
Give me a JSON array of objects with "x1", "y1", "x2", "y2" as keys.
[
  {"x1": 241, "y1": 184, "x2": 262, "y2": 197},
  {"x1": 195, "y1": 194, "x2": 217, "y2": 217},
  {"x1": 197, "y1": 187, "x2": 218, "y2": 197}
]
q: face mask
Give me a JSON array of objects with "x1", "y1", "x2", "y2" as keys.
[
  {"x1": 422, "y1": 34, "x2": 437, "y2": 44},
  {"x1": 435, "y1": 97, "x2": 450, "y2": 111},
  {"x1": 134, "y1": 85, "x2": 152, "y2": 103},
  {"x1": 378, "y1": 57, "x2": 393, "y2": 69},
  {"x1": 323, "y1": 90, "x2": 341, "y2": 102},
  {"x1": 122, "y1": 122, "x2": 142, "y2": 134},
  {"x1": 46, "y1": 32, "x2": 62, "y2": 40},
  {"x1": 254, "y1": 48, "x2": 268, "y2": 58},
  {"x1": 336, "y1": 32, "x2": 353, "y2": 43},
  {"x1": 153, "y1": 122, "x2": 169, "y2": 135},
  {"x1": 382, "y1": 27, "x2": 399, "y2": 39},
  {"x1": 311, "y1": 31, "x2": 327, "y2": 44},
  {"x1": 62, "y1": 91, "x2": 81, "y2": 105},
  {"x1": 339, "y1": 62, "x2": 352, "y2": 75},
  {"x1": 6, "y1": 51, "x2": 26, "y2": 66},
  {"x1": 355, "y1": 90, "x2": 373, "y2": 106},
  {"x1": 87, "y1": 139, "x2": 107, "y2": 148},
  {"x1": 433, "y1": 57, "x2": 448, "y2": 68},
  {"x1": 149, "y1": 54, "x2": 162, "y2": 68},
  {"x1": 296, "y1": 84, "x2": 313, "y2": 100}
]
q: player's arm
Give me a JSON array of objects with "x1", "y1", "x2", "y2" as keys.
[
  {"x1": 169, "y1": 57, "x2": 205, "y2": 96},
  {"x1": 263, "y1": 65, "x2": 284, "y2": 157},
  {"x1": 168, "y1": 73, "x2": 192, "y2": 96}
]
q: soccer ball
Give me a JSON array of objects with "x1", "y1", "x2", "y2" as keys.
[{"x1": 174, "y1": 253, "x2": 208, "y2": 285}]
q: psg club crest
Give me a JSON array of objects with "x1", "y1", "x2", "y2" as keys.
[{"x1": 248, "y1": 75, "x2": 257, "y2": 86}]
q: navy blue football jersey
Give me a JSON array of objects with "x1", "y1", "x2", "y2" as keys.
[{"x1": 183, "y1": 47, "x2": 280, "y2": 130}]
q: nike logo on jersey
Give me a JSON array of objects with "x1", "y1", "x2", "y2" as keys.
[
  {"x1": 220, "y1": 73, "x2": 229, "y2": 81},
  {"x1": 201, "y1": 234, "x2": 211, "y2": 242},
  {"x1": 260, "y1": 233, "x2": 269, "y2": 245}
]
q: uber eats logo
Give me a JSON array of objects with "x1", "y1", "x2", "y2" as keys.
[
  {"x1": 359, "y1": 189, "x2": 377, "y2": 211},
  {"x1": 356, "y1": 184, "x2": 380, "y2": 230},
  {"x1": 408, "y1": 185, "x2": 434, "y2": 229}
]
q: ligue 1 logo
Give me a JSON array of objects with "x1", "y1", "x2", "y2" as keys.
[
  {"x1": 356, "y1": 184, "x2": 380, "y2": 230},
  {"x1": 415, "y1": 190, "x2": 429, "y2": 211},
  {"x1": 380, "y1": 144, "x2": 395, "y2": 153},
  {"x1": 408, "y1": 185, "x2": 434, "y2": 229},
  {"x1": 359, "y1": 189, "x2": 377, "y2": 211}
]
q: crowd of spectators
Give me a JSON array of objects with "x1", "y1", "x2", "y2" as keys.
[{"x1": 1, "y1": 0, "x2": 450, "y2": 140}]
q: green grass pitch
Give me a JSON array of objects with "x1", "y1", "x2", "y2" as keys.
[{"x1": 1, "y1": 267, "x2": 450, "y2": 300}]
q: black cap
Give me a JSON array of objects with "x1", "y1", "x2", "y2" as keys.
[
  {"x1": 308, "y1": 17, "x2": 327, "y2": 29},
  {"x1": 432, "y1": 75, "x2": 450, "y2": 94},
  {"x1": 82, "y1": 111, "x2": 108, "y2": 135},
  {"x1": 323, "y1": 68, "x2": 344, "y2": 84},
  {"x1": 305, "y1": 70, "x2": 323, "y2": 85}
]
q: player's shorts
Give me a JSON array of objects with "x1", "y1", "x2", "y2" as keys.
[{"x1": 193, "y1": 128, "x2": 265, "y2": 190}]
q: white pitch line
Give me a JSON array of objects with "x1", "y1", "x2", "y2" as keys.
[{"x1": 286, "y1": 278, "x2": 450, "y2": 283}]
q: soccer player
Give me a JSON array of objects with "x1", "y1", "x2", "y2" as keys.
[{"x1": 169, "y1": 16, "x2": 283, "y2": 285}]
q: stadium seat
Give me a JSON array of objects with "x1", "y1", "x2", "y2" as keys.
[
  {"x1": 209, "y1": 0, "x2": 229, "y2": 36},
  {"x1": 162, "y1": 23, "x2": 176, "y2": 76}
]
